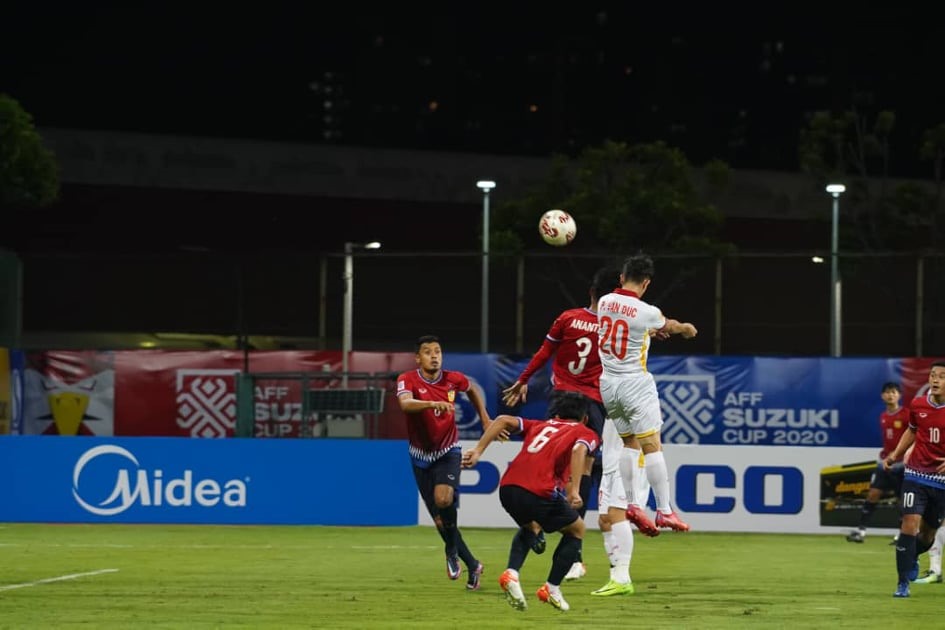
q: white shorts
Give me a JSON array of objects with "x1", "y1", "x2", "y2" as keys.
[
  {"x1": 600, "y1": 372, "x2": 663, "y2": 438},
  {"x1": 597, "y1": 470, "x2": 628, "y2": 511}
]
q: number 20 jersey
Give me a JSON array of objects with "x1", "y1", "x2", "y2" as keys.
[
  {"x1": 597, "y1": 288, "x2": 666, "y2": 376},
  {"x1": 500, "y1": 418, "x2": 599, "y2": 498}
]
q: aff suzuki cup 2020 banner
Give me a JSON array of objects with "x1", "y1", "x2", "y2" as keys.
[{"x1": 15, "y1": 350, "x2": 932, "y2": 446}]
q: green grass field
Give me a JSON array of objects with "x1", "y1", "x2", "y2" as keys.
[{"x1": 0, "y1": 523, "x2": 939, "y2": 629}]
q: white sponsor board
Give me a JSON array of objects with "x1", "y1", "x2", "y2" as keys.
[{"x1": 419, "y1": 442, "x2": 881, "y2": 534}]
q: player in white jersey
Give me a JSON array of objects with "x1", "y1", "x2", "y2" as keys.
[
  {"x1": 597, "y1": 253, "x2": 698, "y2": 533},
  {"x1": 589, "y1": 417, "x2": 652, "y2": 596}
]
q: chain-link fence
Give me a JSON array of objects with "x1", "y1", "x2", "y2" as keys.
[{"x1": 17, "y1": 250, "x2": 945, "y2": 357}]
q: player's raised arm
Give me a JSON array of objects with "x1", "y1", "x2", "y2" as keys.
[
  {"x1": 462, "y1": 415, "x2": 520, "y2": 467},
  {"x1": 566, "y1": 442, "x2": 590, "y2": 508},
  {"x1": 465, "y1": 383, "x2": 501, "y2": 436},
  {"x1": 660, "y1": 319, "x2": 698, "y2": 339},
  {"x1": 397, "y1": 393, "x2": 452, "y2": 414},
  {"x1": 885, "y1": 427, "x2": 916, "y2": 469}
]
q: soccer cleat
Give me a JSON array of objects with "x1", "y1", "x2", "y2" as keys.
[
  {"x1": 531, "y1": 530, "x2": 547, "y2": 554},
  {"x1": 536, "y1": 584, "x2": 570, "y2": 611},
  {"x1": 590, "y1": 579, "x2": 635, "y2": 596},
  {"x1": 914, "y1": 570, "x2": 942, "y2": 584},
  {"x1": 907, "y1": 560, "x2": 920, "y2": 582},
  {"x1": 846, "y1": 530, "x2": 865, "y2": 543},
  {"x1": 466, "y1": 561, "x2": 484, "y2": 590},
  {"x1": 625, "y1": 504, "x2": 660, "y2": 537},
  {"x1": 894, "y1": 581, "x2": 911, "y2": 598},
  {"x1": 563, "y1": 561, "x2": 586, "y2": 581},
  {"x1": 655, "y1": 510, "x2": 691, "y2": 532},
  {"x1": 446, "y1": 554, "x2": 462, "y2": 580},
  {"x1": 498, "y1": 569, "x2": 527, "y2": 611}
]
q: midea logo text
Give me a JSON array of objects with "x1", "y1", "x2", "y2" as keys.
[{"x1": 72, "y1": 445, "x2": 247, "y2": 516}]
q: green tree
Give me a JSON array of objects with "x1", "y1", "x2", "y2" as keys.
[
  {"x1": 919, "y1": 122, "x2": 945, "y2": 241},
  {"x1": 492, "y1": 140, "x2": 732, "y2": 256},
  {"x1": 0, "y1": 94, "x2": 59, "y2": 208},
  {"x1": 799, "y1": 109, "x2": 944, "y2": 251}
]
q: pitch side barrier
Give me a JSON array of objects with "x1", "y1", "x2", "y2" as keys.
[
  {"x1": 2, "y1": 352, "x2": 935, "y2": 531},
  {"x1": 0, "y1": 436, "x2": 416, "y2": 525}
]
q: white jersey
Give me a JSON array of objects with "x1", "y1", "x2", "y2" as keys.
[
  {"x1": 601, "y1": 417, "x2": 623, "y2": 474},
  {"x1": 597, "y1": 288, "x2": 665, "y2": 376}
]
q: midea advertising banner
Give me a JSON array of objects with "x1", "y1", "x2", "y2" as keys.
[{"x1": 0, "y1": 436, "x2": 416, "y2": 525}]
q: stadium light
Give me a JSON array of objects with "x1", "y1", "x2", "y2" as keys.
[
  {"x1": 342, "y1": 241, "x2": 382, "y2": 386},
  {"x1": 477, "y1": 180, "x2": 496, "y2": 353},
  {"x1": 826, "y1": 184, "x2": 846, "y2": 357}
]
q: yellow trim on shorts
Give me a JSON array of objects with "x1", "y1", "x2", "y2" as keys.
[{"x1": 635, "y1": 427, "x2": 660, "y2": 440}]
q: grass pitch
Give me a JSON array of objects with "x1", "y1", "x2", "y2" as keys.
[{"x1": 0, "y1": 523, "x2": 939, "y2": 629}]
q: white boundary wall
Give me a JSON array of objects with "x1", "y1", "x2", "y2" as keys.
[{"x1": 419, "y1": 443, "x2": 882, "y2": 534}]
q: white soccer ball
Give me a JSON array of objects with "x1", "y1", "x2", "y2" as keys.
[{"x1": 538, "y1": 209, "x2": 577, "y2": 247}]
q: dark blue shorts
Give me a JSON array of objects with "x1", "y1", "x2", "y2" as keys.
[
  {"x1": 413, "y1": 449, "x2": 461, "y2": 515},
  {"x1": 499, "y1": 484, "x2": 580, "y2": 534},
  {"x1": 900, "y1": 478, "x2": 945, "y2": 529},
  {"x1": 871, "y1": 460, "x2": 904, "y2": 492}
]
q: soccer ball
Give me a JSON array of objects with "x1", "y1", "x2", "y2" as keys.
[{"x1": 538, "y1": 210, "x2": 577, "y2": 247}]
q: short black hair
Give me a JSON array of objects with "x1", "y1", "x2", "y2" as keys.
[
  {"x1": 415, "y1": 335, "x2": 440, "y2": 352},
  {"x1": 550, "y1": 391, "x2": 588, "y2": 422},
  {"x1": 621, "y1": 253, "x2": 655, "y2": 283},
  {"x1": 932, "y1": 360, "x2": 945, "y2": 371},
  {"x1": 590, "y1": 265, "x2": 620, "y2": 299},
  {"x1": 881, "y1": 382, "x2": 900, "y2": 393}
]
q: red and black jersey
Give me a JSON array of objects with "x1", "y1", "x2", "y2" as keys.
[
  {"x1": 518, "y1": 307, "x2": 603, "y2": 402},
  {"x1": 904, "y1": 393, "x2": 945, "y2": 488},
  {"x1": 500, "y1": 418, "x2": 599, "y2": 498},
  {"x1": 396, "y1": 369, "x2": 470, "y2": 466},
  {"x1": 879, "y1": 406, "x2": 910, "y2": 460}
]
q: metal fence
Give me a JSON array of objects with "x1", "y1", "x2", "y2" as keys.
[{"x1": 17, "y1": 250, "x2": 945, "y2": 357}]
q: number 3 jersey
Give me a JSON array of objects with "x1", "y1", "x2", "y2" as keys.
[
  {"x1": 597, "y1": 289, "x2": 665, "y2": 376},
  {"x1": 516, "y1": 307, "x2": 604, "y2": 402},
  {"x1": 500, "y1": 418, "x2": 599, "y2": 498}
]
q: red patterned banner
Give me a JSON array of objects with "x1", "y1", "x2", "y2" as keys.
[
  {"x1": 18, "y1": 350, "x2": 415, "y2": 438},
  {"x1": 112, "y1": 350, "x2": 414, "y2": 438}
]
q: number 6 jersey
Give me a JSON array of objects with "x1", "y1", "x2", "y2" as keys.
[{"x1": 500, "y1": 418, "x2": 600, "y2": 498}]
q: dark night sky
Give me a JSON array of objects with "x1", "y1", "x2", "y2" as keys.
[{"x1": 3, "y1": 4, "x2": 942, "y2": 177}]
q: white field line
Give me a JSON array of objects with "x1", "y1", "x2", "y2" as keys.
[
  {"x1": 0, "y1": 543, "x2": 511, "y2": 551},
  {"x1": 0, "y1": 568, "x2": 119, "y2": 592},
  {"x1": 0, "y1": 543, "x2": 448, "y2": 550}
]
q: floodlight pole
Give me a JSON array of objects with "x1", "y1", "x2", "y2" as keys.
[
  {"x1": 477, "y1": 180, "x2": 496, "y2": 353},
  {"x1": 342, "y1": 241, "x2": 381, "y2": 386},
  {"x1": 826, "y1": 184, "x2": 846, "y2": 357}
]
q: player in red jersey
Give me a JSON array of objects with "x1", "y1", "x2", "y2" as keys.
[
  {"x1": 847, "y1": 382, "x2": 909, "y2": 543},
  {"x1": 883, "y1": 360, "x2": 945, "y2": 598},
  {"x1": 396, "y1": 334, "x2": 498, "y2": 590},
  {"x1": 501, "y1": 266, "x2": 654, "y2": 579},
  {"x1": 462, "y1": 392, "x2": 599, "y2": 612}
]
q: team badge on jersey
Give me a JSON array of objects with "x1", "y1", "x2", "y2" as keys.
[
  {"x1": 448, "y1": 390, "x2": 455, "y2": 402},
  {"x1": 894, "y1": 421, "x2": 902, "y2": 428}
]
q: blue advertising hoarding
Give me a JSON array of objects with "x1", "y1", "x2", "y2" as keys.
[
  {"x1": 457, "y1": 355, "x2": 902, "y2": 447},
  {"x1": 0, "y1": 436, "x2": 416, "y2": 525}
]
